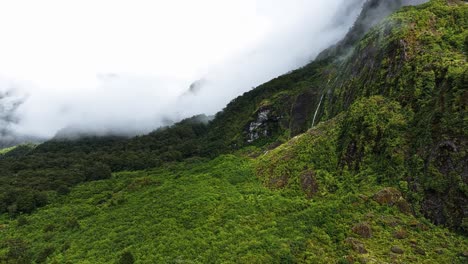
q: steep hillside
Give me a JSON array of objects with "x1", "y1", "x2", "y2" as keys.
[
  {"x1": 214, "y1": 0, "x2": 468, "y2": 232},
  {"x1": 0, "y1": 0, "x2": 467, "y2": 263},
  {"x1": 1, "y1": 156, "x2": 467, "y2": 263}
]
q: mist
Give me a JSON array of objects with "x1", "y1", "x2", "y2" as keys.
[{"x1": 0, "y1": 0, "x2": 419, "y2": 142}]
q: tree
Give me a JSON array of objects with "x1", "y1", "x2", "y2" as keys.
[
  {"x1": 5, "y1": 238, "x2": 32, "y2": 264},
  {"x1": 84, "y1": 162, "x2": 112, "y2": 181},
  {"x1": 117, "y1": 251, "x2": 135, "y2": 264}
]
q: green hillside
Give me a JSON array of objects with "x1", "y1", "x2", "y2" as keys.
[
  {"x1": 0, "y1": 146, "x2": 15, "y2": 155},
  {"x1": 0, "y1": 0, "x2": 467, "y2": 263},
  {"x1": 1, "y1": 155, "x2": 467, "y2": 263}
]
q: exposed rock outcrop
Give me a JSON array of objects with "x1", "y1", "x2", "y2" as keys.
[
  {"x1": 245, "y1": 107, "x2": 280, "y2": 144},
  {"x1": 345, "y1": 237, "x2": 368, "y2": 254},
  {"x1": 373, "y1": 188, "x2": 412, "y2": 214},
  {"x1": 300, "y1": 170, "x2": 319, "y2": 198},
  {"x1": 352, "y1": 222, "x2": 373, "y2": 238}
]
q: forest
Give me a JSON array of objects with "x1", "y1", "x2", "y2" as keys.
[{"x1": 0, "y1": 0, "x2": 467, "y2": 263}]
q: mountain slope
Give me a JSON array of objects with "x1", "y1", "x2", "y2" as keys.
[
  {"x1": 1, "y1": 156, "x2": 467, "y2": 263},
  {"x1": 213, "y1": 0, "x2": 468, "y2": 232},
  {"x1": 0, "y1": 0, "x2": 467, "y2": 263}
]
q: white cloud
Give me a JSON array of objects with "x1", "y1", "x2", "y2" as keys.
[{"x1": 0, "y1": 0, "x2": 365, "y2": 138}]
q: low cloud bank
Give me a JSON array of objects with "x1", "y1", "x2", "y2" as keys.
[{"x1": 0, "y1": 0, "x2": 427, "y2": 142}]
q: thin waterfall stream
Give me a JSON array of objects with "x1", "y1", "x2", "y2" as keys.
[{"x1": 311, "y1": 94, "x2": 324, "y2": 128}]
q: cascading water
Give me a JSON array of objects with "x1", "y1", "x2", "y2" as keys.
[{"x1": 311, "y1": 94, "x2": 324, "y2": 129}]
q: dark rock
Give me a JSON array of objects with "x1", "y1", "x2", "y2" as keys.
[
  {"x1": 244, "y1": 106, "x2": 282, "y2": 144},
  {"x1": 413, "y1": 247, "x2": 426, "y2": 256},
  {"x1": 268, "y1": 174, "x2": 289, "y2": 189},
  {"x1": 395, "y1": 199, "x2": 412, "y2": 215},
  {"x1": 419, "y1": 139, "x2": 468, "y2": 232},
  {"x1": 391, "y1": 246, "x2": 404, "y2": 254},
  {"x1": 290, "y1": 91, "x2": 318, "y2": 137},
  {"x1": 345, "y1": 238, "x2": 368, "y2": 254},
  {"x1": 373, "y1": 187, "x2": 414, "y2": 214},
  {"x1": 316, "y1": 0, "x2": 408, "y2": 61},
  {"x1": 380, "y1": 216, "x2": 401, "y2": 227},
  {"x1": 300, "y1": 170, "x2": 319, "y2": 199},
  {"x1": 393, "y1": 229, "x2": 408, "y2": 239},
  {"x1": 421, "y1": 191, "x2": 447, "y2": 226},
  {"x1": 373, "y1": 187, "x2": 403, "y2": 206},
  {"x1": 266, "y1": 141, "x2": 282, "y2": 151},
  {"x1": 352, "y1": 222, "x2": 373, "y2": 238}
]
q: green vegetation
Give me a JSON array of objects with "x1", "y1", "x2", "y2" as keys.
[
  {"x1": 0, "y1": 0, "x2": 467, "y2": 263},
  {"x1": 1, "y1": 156, "x2": 466, "y2": 263},
  {"x1": 0, "y1": 117, "x2": 210, "y2": 216},
  {"x1": 0, "y1": 146, "x2": 15, "y2": 155}
]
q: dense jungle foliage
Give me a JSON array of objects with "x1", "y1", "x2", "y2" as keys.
[
  {"x1": 0, "y1": 0, "x2": 467, "y2": 263},
  {"x1": 1, "y1": 155, "x2": 467, "y2": 263}
]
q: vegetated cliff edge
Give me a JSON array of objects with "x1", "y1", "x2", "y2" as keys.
[
  {"x1": 212, "y1": 0, "x2": 468, "y2": 233},
  {"x1": 0, "y1": 0, "x2": 466, "y2": 235}
]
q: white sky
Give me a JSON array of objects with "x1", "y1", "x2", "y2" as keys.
[
  {"x1": 0, "y1": 0, "x2": 365, "y2": 138},
  {"x1": 0, "y1": 0, "x2": 269, "y2": 83}
]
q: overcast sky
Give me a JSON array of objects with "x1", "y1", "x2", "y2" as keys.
[{"x1": 0, "y1": 0, "x2": 366, "y2": 138}]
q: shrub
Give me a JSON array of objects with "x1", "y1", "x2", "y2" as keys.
[
  {"x1": 4, "y1": 238, "x2": 32, "y2": 264},
  {"x1": 65, "y1": 217, "x2": 80, "y2": 230},
  {"x1": 36, "y1": 246, "x2": 55, "y2": 263},
  {"x1": 117, "y1": 251, "x2": 135, "y2": 264},
  {"x1": 57, "y1": 185, "x2": 71, "y2": 195},
  {"x1": 84, "y1": 162, "x2": 112, "y2": 181},
  {"x1": 16, "y1": 216, "x2": 29, "y2": 227}
]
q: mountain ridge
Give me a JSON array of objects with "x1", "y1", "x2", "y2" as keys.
[{"x1": 1, "y1": 0, "x2": 467, "y2": 262}]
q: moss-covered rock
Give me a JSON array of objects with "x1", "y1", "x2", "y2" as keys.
[
  {"x1": 352, "y1": 222, "x2": 373, "y2": 238},
  {"x1": 393, "y1": 228, "x2": 409, "y2": 239},
  {"x1": 345, "y1": 237, "x2": 368, "y2": 254},
  {"x1": 391, "y1": 245, "x2": 405, "y2": 254},
  {"x1": 373, "y1": 187, "x2": 404, "y2": 205}
]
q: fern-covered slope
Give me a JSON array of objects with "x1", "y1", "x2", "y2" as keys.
[
  {"x1": 1, "y1": 156, "x2": 467, "y2": 263},
  {"x1": 0, "y1": 1, "x2": 467, "y2": 262}
]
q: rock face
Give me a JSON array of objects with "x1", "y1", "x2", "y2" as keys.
[
  {"x1": 418, "y1": 140, "x2": 468, "y2": 232},
  {"x1": 245, "y1": 107, "x2": 280, "y2": 144},
  {"x1": 289, "y1": 91, "x2": 320, "y2": 137},
  {"x1": 317, "y1": 0, "x2": 407, "y2": 61},
  {"x1": 391, "y1": 246, "x2": 404, "y2": 254},
  {"x1": 373, "y1": 188, "x2": 412, "y2": 214},
  {"x1": 413, "y1": 246, "x2": 426, "y2": 256},
  {"x1": 300, "y1": 170, "x2": 319, "y2": 198},
  {"x1": 246, "y1": 109, "x2": 270, "y2": 143},
  {"x1": 352, "y1": 222, "x2": 373, "y2": 238}
]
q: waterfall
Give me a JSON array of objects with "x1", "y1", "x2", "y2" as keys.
[{"x1": 311, "y1": 94, "x2": 324, "y2": 128}]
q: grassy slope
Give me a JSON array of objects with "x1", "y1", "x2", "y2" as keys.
[
  {"x1": 1, "y1": 154, "x2": 466, "y2": 263},
  {"x1": 0, "y1": 1, "x2": 467, "y2": 263},
  {"x1": 0, "y1": 0, "x2": 465, "y2": 222},
  {"x1": 0, "y1": 146, "x2": 16, "y2": 155}
]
